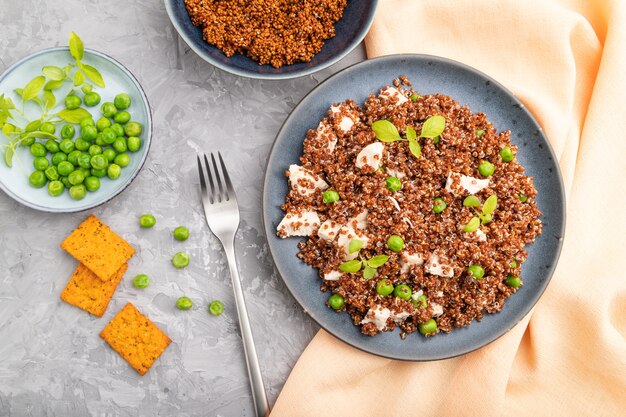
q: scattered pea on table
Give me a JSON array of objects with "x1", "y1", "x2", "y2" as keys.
[
  {"x1": 173, "y1": 226, "x2": 189, "y2": 241},
  {"x1": 209, "y1": 300, "x2": 224, "y2": 316},
  {"x1": 139, "y1": 214, "x2": 156, "y2": 228},
  {"x1": 172, "y1": 252, "x2": 190, "y2": 268},
  {"x1": 176, "y1": 296, "x2": 193, "y2": 310},
  {"x1": 133, "y1": 274, "x2": 150, "y2": 289}
]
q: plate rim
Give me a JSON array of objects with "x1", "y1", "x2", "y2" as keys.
[
  {"x1": 262, "y1": 53, "x2": 566, "y2": 361},
  {"x1": 163, "y1": 0, "x2": 379, "y2": 80},
  {"x1": 0, "y1": 46, "x2": 153, "y2": 213}
]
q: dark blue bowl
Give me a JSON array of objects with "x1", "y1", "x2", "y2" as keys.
[
  {"x1": 164, "y1": 0, "x2": 378, "y2": 79},
  {"x1": 262, "y1": 55, "x2": 566, "y2": 361}
]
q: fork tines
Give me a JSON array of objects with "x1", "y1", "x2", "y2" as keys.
[{"x1": 196, "y1": 152, "x2": 235, "y2": 204}]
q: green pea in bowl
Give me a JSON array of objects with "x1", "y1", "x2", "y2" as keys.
[{"x1": 0, "y1": 47, "x2": 151, "y2": 212}]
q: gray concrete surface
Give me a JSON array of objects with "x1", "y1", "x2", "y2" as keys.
[{"x1": 0, "y1": 1, "x2": 366, "y2": 415}]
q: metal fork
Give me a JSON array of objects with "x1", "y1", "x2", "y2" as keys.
[{"x1": 197, "y1": 152, "x2": 270, "y2": 417}]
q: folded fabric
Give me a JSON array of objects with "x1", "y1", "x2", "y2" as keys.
[{"x1": 270, "y1": 0, "x2": 626, "y2": 415}]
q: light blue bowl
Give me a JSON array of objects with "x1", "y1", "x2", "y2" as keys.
[
  {"x1": 0, "y1": 47, "x2": 152, "y2": 213},
  {"x1": 164, "y1": 0, "x2": 379, "y2": 79}
]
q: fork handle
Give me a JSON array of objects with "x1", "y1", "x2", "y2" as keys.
[{"x1": 223, "y1": 240, "x2": 271, "y2": 417}]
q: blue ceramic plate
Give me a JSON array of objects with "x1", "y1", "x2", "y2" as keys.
[
  {"x1": 0, "y1": 47, "x2": 152, "y2": 213},
  {"x1": 164, "y1": 0, "x2": 378, "y2": 79},
  {"x1": 263, "y1": 55, "x2": 566, "y2": 361}
]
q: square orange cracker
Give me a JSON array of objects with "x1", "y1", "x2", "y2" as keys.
[
  {"x1": 100, "y1": 303, "x2": 171, "y2": 376},
  {"x1": 60, "y1": 214, "x2": 135, "y2": 281},
  {"x1": 60, "y1": 262, "x2": 128, "y2": 317}
]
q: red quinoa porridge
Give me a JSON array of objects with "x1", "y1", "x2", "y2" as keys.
[
  {"x1": 183, "y1": 0, "x2": 348, "y2": 68},
  {"x1": 277, "y1": 77, "x2": 542, "y2": 337}
]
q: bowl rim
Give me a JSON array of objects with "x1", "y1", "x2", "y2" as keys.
[
  {"x1": 261, "y1": 53, "x2": 566, "y2": 361},
  {"x1": 164, "y1": 0, "x2": 379, "y2": 80},
  {"x1": 0, "y1": 46, "x2": 153, "y2": 213}
]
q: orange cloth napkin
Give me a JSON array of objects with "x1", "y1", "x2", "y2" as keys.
[{"x1": 270, "y1": 0, "x2": 626, "y2": 415}]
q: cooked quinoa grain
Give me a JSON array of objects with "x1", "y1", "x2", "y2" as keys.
[
  {"x1": 183, "y1": 0, "x2": 348, "y2": 68},
  {"x1": 277, "y1": 78, "x2": 542, "y2": 337}
]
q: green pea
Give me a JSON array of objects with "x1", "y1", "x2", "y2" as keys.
[
  {"x1": 172, "y1": 252, "x2": 190, "y2": 268},
  {"x1": 90, "y1": 154, "x2": 108, "y2": 170},
  {"x1": 57, "y1": 161, "x2": 74, "y2": 176},
  {"x1": 376, "y1": 279, "x2": 394, "y2": 296},
  {"x1": 500, "y1": 146, "x2": 515, "y2": 162},
  {"x1": 510, "y1": 260, "x2": 518, "y2": 268},
  {"x1": 113, "y1": 137, "x2": 127, "y2": 153},
  {"x1": 393, "y1": 284, "x2": 412, "y2": 300},
  {"x1": 433, "y1": 135, "x2": 440, "y2": 145},
  {"x1": 478, "y1": 161, "x2": 495, "y2": 177},
  {"x1": 67, "y1": 150, "x2": 82, "y2": 165},
  {"x1": 95, "y1": 134, "x2": 106, "y2": 146},
  {"x1": 114, "y1": 111, "x2": 131, "y2": 124},
  {"x1": 328, "y1": 294, "x2": 345, "y2": 310},
  {"x1": 60, "y1": 176, "x2": 72, "y2": 189},
  {"x1": 44, "y1": 166, "x2": 59, "y2": 181},
  {"x1": 432, "y1": 197, "x2": 447, "y2": 214},
  {"x1": 48, "y1": 180, "x2": 64, "y2": 196},
  {"x1": 77, "y1": 153, "x2": 92, "y2": 169},
  {"x1": 74, "y1": 138, "x2": 90, "y2": 151},
  {"x1": 83, "y1": 92, "x2": 101, "y2": 107},
  {"x1": 25, "y1": 120, "x2": 40, "y2": 132},
  {"x1": 21, "y1": 136, "x2": 35, "y2": 147},
  {"x1": 30, "y1": 143, "x2": 47, "y2": 157},
  {"x1": 64, "y1": 95, "x2": 82, "y2": 110},
  {"x1": 51, "y1": 152, "x2": 67, "y2": 166},
  {"x1": 33, "y1": 156, "x2": 49, "y2": 171},
  {"x1": 505, "y1": 275, "x2": 521, "y2": 288},
  {"x1": 133, "y1": 274, "x2": 150, "y2": 289},
  {"x1": 176, "y1": 296, "x2": 193, "y2": 310},
  {"x1": 59, "y1": 139, "x2": 75, "y2": 154},
  {"x1": 209, "y1": 300, "x2": 224, "y2": 316},
  {"x1": 102, "y1": 148, "x2": 117, "y2": 163},
  {"x1": 113, "y1": 153, "x2": 130, "y2": 168},
  {"x1": 91, "y1": 168, "x2": 106, "y2": 178},
  {"x1": 81, "y1": 125, "x2": 98, "y2": 142},
  {"x1": 88, "y1": 145, "x2": 103, "y2": 156},
  {"x1": 139, "y1": 214, "x2": 156, "y2": 228},
  {"x1": 127, "y1": 136, "x2": 141, "y2": 152},
  {"x1": 410, "y1": 93, "x2": 419, "y2": 102},
  {"x1": 107, "y1": 163, "x2": 121, "y2": 180},
  {"x1": 412, "y1": 294, "x2": 427, "y2": 308},
  {"x1": 68, "y1": 170, "x2": 85, "y2": 185},
  {"x1": 78, "y1": 167, "x2": 91, "y2": 178},
  {"x1": 385, "y1": 177, "x2": 402, "y2": 192},
  {"x1": 40, "y1": 122, "x2": 55, "y2": 134},
  {"x1": 467, "y1": 265, "x2": 485, "y2": 279},
  {"x1": 101, "y1": 102, "x2": 117, "y2": 118},
  {"x1": 476, "y1": 129, "x2": 486, "y2": 138},
  {"x1": 44, "y1": 139, "x2": 59, "y2": 153},
  {"x1": 81, "y1": 84, "x2": 92, "y2": 94},
  {"x1": 114, "y1": 93, "x2": 131, "y2": 110},
  {"x1": 322, "y1": 189, "x2": 339, "y2": 204},
  {"x1": 173, "y1": 226, "x2": 189, "y2": 241},
  {"x1": 69, "y1": 184, "x2": 87, "y2": 200},
  {"x1": 84, "y1": 176, "x2": 100, "y2": 192},
  {"x1": 96, "y1": 117, "x2": 111, "y2": 132},
  {"x1": 111, "y1": 123, "x2": 124, "y2": 137},
  {"x1": 29, "y1": 171, "x2": 47, "y2": 188},
  {"x1": 386, "y1": 235, "x2": 404, "y2": 252},
  {"x1": 80, "y1": 118, "x2": 95, "y2": 129},
  {"x1": 519, "y1": 194, "x2": 528, "y2": 203},
  {"x1": 418, "y1": 319, "x2": 437, "y2": 335},
  {"x1": 101, "y1": 128, "x2": 116, "y2": 145},
  {"x1": 124, "y1": 121, "x2": 142, "y2": 137}
]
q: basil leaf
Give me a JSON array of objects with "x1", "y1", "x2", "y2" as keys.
[
  {"x1": 463, "y1": 216, "x2": 480, "y2": 232},
  {"x1": 81, "y1": 64, "x2": 105, "y2": 88},
  {"x1": 73, "y1": 70, "x2": 85, "y2": 87},
  {"x1": 367, "y1": 254, "x2": 389, "y2": 268},
  {"x1": 44, "y1": 79, "x2": 64, "y2": 91},
  {"x1": 463, "y1": 196, "x2": 481, "y2": 207},
  {"x1": 0, "y1": 94, "x2": 16, "y2": 125},
  {"x1": 339, "y1": 260, "x2": 362, "y2": 274},
  {"x1": 4, "y1": 142, "x2": 16, "y2": 167},
  {"x1": 69, "y1": 32, "x2": 84, "y2": 61},
  {"x1": 2, "y1": 123, "x2": 16, "y2": 136},
  {"x1": 42, "y1": 66, "x2": 65, "y2": 81},
  {"x1": 482, "y1": 194, "x2": 498, "y2": 215},
  {"x1": 58, "y1": 108, "x2": 91, "y2": 123},
  {"x1": 81, "y1": 83, "x2": 93, "y2": 94},
  {"x1": 408, "y1": 138, "x2": 421, "y2": 158},
  {"x1": 21, "y1": 131, "x2": 58, "y2": 141},
  {"x1": 25, "y1": 119, "x2": 42, "y2": 132},
  {"x1": 372, "y1": 120, "x2": 401, "y2": 142},
  {"x1": 476, "y1": 129, "x2": 486, "y2": 138},
  {"x1": 363, "y1": 266, "x2": 376, "y2": 280},
  {"x1": 406, "y1": 125, "x2": 417, "y2": 141},
  {"x1": 479, "y1": 213, "x2": 492, "y2": 225},
  {"x1": 22, "y1": 76, "x2": 45, "y2": 102},
  {"x1": 43, "y1": 91, "x2": 56, "y2": 110},
  {"x1": 420, "y1": 115, "x2": 445, "y2": 138},
  {"x1": 14, "y1": 88, "x2": 23, "y2": 97},
  {"x1": 348, "y1": 239, "x2": 363, "y2": 254}
]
